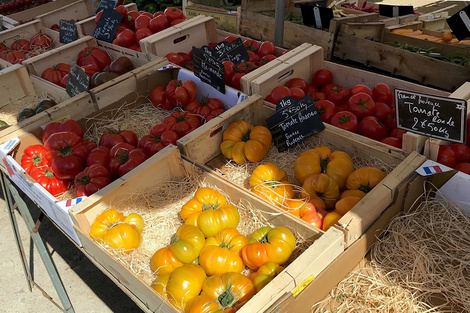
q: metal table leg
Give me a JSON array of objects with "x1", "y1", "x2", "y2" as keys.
[{"x1": 2, "y1": 175, "x2": 75, "y2": 313}]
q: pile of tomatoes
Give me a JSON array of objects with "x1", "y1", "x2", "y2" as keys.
[
  {"x1": 437, "y1": 117, "x2": 470, "y2": 175},
  {"x1": 0, "y1": 32, "x2": 52, "y2": 64},
  {"x1": 165, "y1": 37, "x2": 278, "y2": 90},
  {"x1": 95, "y1": 5, "x2": 186, "y2": 52},
  {"x1": 0, "y1": 0, "x2": 49, "y2": 15},
  {"x1": 265, "y1": 69, "x2": 407, "y2": 149}
]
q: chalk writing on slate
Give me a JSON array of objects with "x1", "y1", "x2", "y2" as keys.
[
  {"x1": 96, "y1": 0, "x2": 118, "y2": 14},
  {"x1": 266, "y1": 95, "x2": 325, "y2": 152},
  {"x1": 59, "y1": 20, "x2": 78, "y2": 44},
  {"x1": 192, "y1": 46, "x2": 225, "y2": 93},
  {"x1": 212, "y1": 38, "x2": 249, "y2": 64},
  {"x1": 66, "y1": 64, "x2": 90, "y2": 97},
  {"x1": 395, "y1": 89, "x2": 467, "y2": 143},
  {"x1": 93, "y1": 8, "x2": 122, "y2": 43}
]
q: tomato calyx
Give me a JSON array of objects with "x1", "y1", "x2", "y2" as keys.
[
  {"x1": 319, "y1": 157, "x2": 330, "y2": 172},
  {"x1": 338, "y1": 114, "x2": 352, "y2": 123},
  {"x1": 115, "y1": 149, "x2": 129, "y2": 163},
  {"x1": 32, "y1": 155, "x2": 43, "y2": 166},
  {"x1": 44, "y1": 169, "x2": 55, "y2": 178},
  {"x1": 353, "y1": 97, "x2": 371, "y2": 112},
  {"x1": 59, "y1": 145, "x2": 73, "y2": 157},
  {"x1": 241, "y1": 129, "x2": 251, "y2": 142},
  {"x1": 176, "y1": 116, "x2": 187, "y2": 123},
  {"x1": 358, "y1": 183, "x2": 372, "y2": 193},
  {"x1": 76, "y1": 175, "x2": 91, "y2": 185},
  {"x1": 258, "y1": 234, "x2": 269, "y2": 244},
  {"x1": 202, "y1": 202, "x2": 221, "y2": 211},
  {"x1": 148, "y1": 136, "x2": 162, "y2": 143},
  {"x1": 218, "y1": 290, "x2": 235, "y2": 308}
]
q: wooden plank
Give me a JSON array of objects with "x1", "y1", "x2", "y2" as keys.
[
  {"x1": 338, "y1": 22, "x2": 384, "y2": 40},
  {"x1": 329, "y1": 12, "x2": 380, "y2": 35},
  {"x1": 36, "y1": 0, "x2": 94, "y2": 28},
  {"x1": 7, "y1": 0, "x2": 83, "y2": 22},
  {"x1": 0, "y1": 65, "x2": 35, "y2": 108}
]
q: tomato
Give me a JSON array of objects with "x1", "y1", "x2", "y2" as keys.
[
  {"x1": 165, "y1": 52, "x2": 185, "y2": 66},
  {"x1": 77, "y1": 47, "x2": 111, "y2": 72},
  {"x1": 289, "y1": 87, "x2": 305, "y2": 100},
  {"x1": 231, "y1": 72, "x2": 244, "y2": 90},
  {"x1": 269, "y1": 86, "x2": 292, "y2": 104},
  {"x1": 243, "y1": 38, "x2": 259, "y2": 52},
  {"x1": 223, "y1": 60, "x2": 235, "y2": 85},
  {"x1": 305, "y1": 83, "x2": 318, "y2": 94},
  {"x1": 30, "y1": 165, "x2": 69, "y2": 197},
  {"x1": 114, "y1": 29, "x2": 135, "y2": 47},
  {"x1": 164, "y1": 7, "x2": 184, "y2": 22},
  {"x1": 390, "y1": 128, "x2": 407, "y2": 141},
  {"x1": 114, "y1": 4, "x2": 127, "y2": 17},
  {"x1": 149, "y1": 15, "x2": 169, "y2": 33},
  {"x1": 285, "y1": 78, "x2": 308, "y2": 92},
  {"x1": 312, "y1": 69, "x2": 333, "y2": 87},
  {"x1": 139, "y1": 123, "x2": 179, "y2": 156},
  {"x1": 74, "y1": 164, "x2": 111, "y2": 197},
  {"x1": 257, "y1": 54, "x2": 276, "y2": 66},
  {"x1": 164, "y1": 111, "x2": 201, "y2": 137},
  {"x1": 171, "y1": 18, "x2": 186, "y2": 26},
  {"x1": 386, "y1": 109, "x2": 397, "y2": 130},
  {"x1": 310, "y1": 91, "x2": 326, "y2": 101},
  {"x1": 359, "y1": 116, "x2": 389, "y2": 141},
  {"x1": 454, "y1": 163, "x2": 470, "y2": 175},
  {"x1": 42, "y1": 119, "x2": 84, "y2": 143},
  {"x1": 372, "y1": 83, "x2": 393, "y2": 106},
  {"x1": 99, "y1": 130, "x2": 138, "y2": 149},
  {"x1": 350, "y1": 84, "x2": 372, "y2": 96},
  {"x1": 30, "y1": 32, "x2": 52, "y2": 50},
  {"x1": 108, "y1": 142, "x2": 148, "y2": 177},
  {"x1": 1, "y1": 50, "x2": 26, "y2": 64},
  {"x1": 381, "y1": 136, "x2": 402, "y2": 148},
  {"x1": 323, "y1": 84, "x2": 350, "y2": 107},
  {"x1": 134, "y1": 14, "x2": 150, "y2": 30},
  {"x1": 21, "y1": 145, "x2": 49, "y2": 175},
  {"x1": 185, "y1": 97, "x2": 224, "y2": 122},
  {"x1": 86, "y1": 146, "x2": 110, "y2": 167},
  {"x1": 0, "y1": 43, "x2": 8, "y2": 53},
  {"x1": 44, "y1": 132, "x2": 87, "y2": 179},
  {"x1": 437, "y1": 145, "x2": 456, "y2": 167},
  {"x1": 346, "y1": 167, "x2": 386, "y2": 193},
  {"x1": 449, "y1": 143, "x2": 470, "y2": 164},
  {"x1": 249, "y1": 262, "x2": 284, "y2": 293},
  {"x1": 165, "y1": 79, "x2": 198, "y2": 108},
  {"x1": 236, "y1": 60, "x2": 258, "y2": 73},
  {"x1": 330, "y1": 111, "x2": 358, "y2": 133},
  {"x1": 11, "y1": 39, "x2": 30, "y2": 52},
  {"x1": 223, "y1": 35, "x2": 238, "y2": 43},
  {"x1": 246, "y1": 50, "x2": 260, "y2": 64},
  {"x1": 314, "y1": 99, "x2": 336, "y2": 123},
  {"x1": 135, "y1": 27, "x2": 152, "y2": 44},
  {"x1": 258, "y1": 41, "x2": 276, "y2": 57},
  {"x1": 374, "y1": 101, "x2": 392, "y2": 122},
  {"x1": 347, "y1": 92, "x2": 376, "y2": 119},
  {"x1": 149, "y1": 86, "x2": 172, "y2": 110},
  {"x1": 124, "y1": 11, "x2": 139, "y2": 29}
]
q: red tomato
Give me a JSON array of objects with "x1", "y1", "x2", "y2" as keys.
[
  {"x1": 231, "y1": 72, "x2": 244, "y2": 90},
  {"x1": 81, "y1": 64, "x2": 101, "y2": 78},
  {"x1": 86, "y1": 146, "x2": 110, "y2": 167},
  {"x1": 164, "y1": 7, "x2": 184, "y2": 22},
  {"x1": 289, "y1": 87, "x2": 305, "y2": 100},
  {"x1": 454, "y1": 163, "x2": 470, "y2": 175},
  {"x1": 114, "y1": 29, "x2": 135, "y2": 47},
  {"x1": 134, "y1": 14, "x2": 151, "y2": 30},
  {"x1": 114, "y1": 5, "x2": 127, "y2": 17},
  {"x1": 270, "y1": 86, "x2": 292, "y2": 104},
  {"x1": 21, "y1": 145, "x2": 49, "y2": 175},
  {"x1": 186, "y1": 97, "x2": 224, "y2": 122},
  {"x1": 41, "y1": 63, "x2": 70, "y2": 86},
  {"x1": 115, "y1": 24, "x2": 128, "y2": 34},
  {"x1": 314, "y1": 100, "x2": 336, "y2": 123},
  {"x1": 77, "y1": 47, "x2": 111, "y2": 72},
  {"x1": 135, "y1": 28, "x2": 152, "y2": 44},
  {"x1": 285, "y1": 78, "x2": 308, "y2": 92},
  {"x1": 449, "y1": 143, "x2": 470, "y2": 164},
  {"x1": 139, "y1": 11, "x2": 154, "y2": 18},
  {"x1": 258, "y1": 41, "x2": 276, "y2": 57},
  {"x1": 331, "y1": 111, "x2": 358, "y2": 133},
  {"x1": 149, "y1": 15, "x2": 169, "y2": 33},
  {"x1": 247, "y1": 50, "x2": 260, "y2": 63},
  {"x1": 223, "y1": 61, "x2": 235, "y2": 85},
  {"x1": 1, "y1": 50, "x2": 26, "y2": 64},
  {"x1": 11, "y1": 39, "x2": 31, "y2": 52},
  {"x1": 386, "y1": 109, "x2": 397, "y2": 130},
  {"x1": 359, "y1": 116, "x2": 389, "y2": 141},
  {"x1": 30, "y1": 165, "x2": 69, "y2": 197},
  {"x1": 381, "y1": 137, "x2": 402, "y2": 149},
  {"x1": 74, "y1": 164, "x2": 111, "y2": 197},
  {"x1": 125, "y1": 11, "x2": 140, "y2": 29},
  {"x1": 372, "y1": 83, "x2": 393, "y2": 106},
  {"x1": 82, "y1": 140, "x2": 97, "y2": 153},
  {"x1": 257, "y1": 54, "x2": 276, "y2": 66},
  {"x1": 163, "y1": 111, "x2": 201, "y2": 137},
  {"x1": 42, "y1": 119, "x2": 84, "y2": 143},
  {"x1": 223, "y1": 36, "x2": 238, "y2": 43},
  {"x1": 165, "y1": 52, "x2": 186, "y2": 67},
  {"x1": 310, "y1": 92, "x2": 326, "y2": 101},
  {"x1": 30, "y1": 32, "x2": 52, "y2": 50},
  {"x1": 374, "y1": 101, "x2": 392, "y2": 122},
  {"x1": 170, "y1": 18, "x2": 186, "y2": 26},
  {"x1": 437, "y1": 145, "x2": 456, "y2": 168},
  {"x1": 139, "y1": 123, "x2": 179, "y2": 156},
  {"x1": 312, "y1": 69, "x2": 333, "y2": 87},
  {"x1": 178, "y1": 52, "x2": 192, "y2": 63},
  {"x1": 150, "y1": 86, "x2": 172, "y2": 110},
  {"x1": 165, "y1": 79, "x2": 198, "y2": 108},
  {"x1": 305, "y1": 84, "x2": 318, "y2": 94},
  {"x1": 236, "y1": 61, "x2": 258, "y2": 73},
  {"x1": 323, "y1": 84, "x2": 350, "y2": 107},
  {"x1": 243, "y1": 39, "x2": 259, "y2": 52},
  {"x1": 108, "y1": 143, "x2": 148, "y2": 177},
  {"x1": 349, "y1": 84, "x2": 372, "y2": 96},
  {"x1": 99, "y1": 130, "x2": 138, "y2": 149},
  {"x1": 347, "y1": 92, "x2": 376, "y2": 119},
  {"x1": 390, "y1": 128, "x2": 407, "y2": 141}
]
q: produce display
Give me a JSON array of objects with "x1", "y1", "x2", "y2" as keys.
[
  {"x1": 436, "y1": 127, "x2": 470, "y2": 175},
  {"x1": 0, "y1": 31, "x2": 52, "y2": 64},
  {"x1": 391, "y1": 28, "x2": 470, "y2": 46},
  {"x1": 0, "y1": 0, "x2": 50, "y2": 16}
]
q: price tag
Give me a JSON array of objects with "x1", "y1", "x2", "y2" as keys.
[
  {"x1": 59, "y1": 20, "x2": 78, "y2": 44},
  {"x1": 379, "y1": 4, "x2": 414, "y2": 17},
  {"x1": 66, "y1": 64, "x2": 90, "y2": 97},
  {"x1": 93, "y1": 8, "x2": 123, "y2": 43},
  {"x1": 300, "y1": 4, "x2": 334, "y2": 29},
  {"x1": 266, "y1": 95, "x2": 325, "y2": 152},
  {"x1": 211, "y1": 38, "x2": 249, "y2": 64},
  {"x1": 95, "y1": 0, "x2": 118, "y2": 14},
  {"x1": 192, "y1": 46, "x2": 225, "y2": 93},
  {"x1": 395, "y1": 89, "x2": 467, "y2": 143},
  {"x1": 447, "y1": 4, "x2": 470, "y2": 41}
]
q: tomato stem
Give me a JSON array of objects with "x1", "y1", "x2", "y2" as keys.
[
  {"x1": 32, "y1": 155, "x2": 43, "y2": 166},
  {"x1": 358, "y1": 184, "x2": 372, "y2": 193},
  {"x1": 59, "y1": 145, "x2": 72, "y2": 157},
  {"x1": 202, "y1": 202, "x2": 220, "y2": 211},
  {"x1": 241, "y1": 129, "x2": 251, "y2": 142},
  {"x1": 76, "y1": 175, "x2": 90, "y2": 185},
  {"x1": 44, "y1": 169, "x2": 55, "y2": 178},
  {"x1": 218, "y1": 290, "x2": 235, "y2": 308}
]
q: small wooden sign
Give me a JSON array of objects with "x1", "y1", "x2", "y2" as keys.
[
  {"x1": 192, "y1": 46, "x2": 225, "y2": 93},
  {"x1": 93, "y1": 8, "x2": 123, "y2": 43},
  {"x1": 59, "y1": 20, "x2": 78, "y2": 44},
  {"x1": 266, "y1": 95, "x2": 325, "y2": 152},
  {"x1": 212, "y1": 38, "x2": 249, "y2": 65},
  {"x1": 66, "y1": 64, "x2": 90, "y2": 97},
  {"x1": 300, "y1": 4, "x2": 334, "y2": 30},
  {"x1": 447, "y1": 4, "x2": 470, "y2": 41},
  {"x1": 379, "y1": 4, "x2": 414, "y2": 17},
  {"x1": 395, "y1": 89, "x2": 467, "y2": 143},
  {"x1": 95, "y1": 0, "x2": 118, "y2": 14}
]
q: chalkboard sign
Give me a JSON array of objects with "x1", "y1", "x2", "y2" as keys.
[
  {"x1": 59, "y1": 20, "x2": 78, "y2": 44},
  {"x1": 379, "y1": 4, "x2": 414, "y2": 17},
  {"x1": 93, "y1": 8, "x2": 122, "y2": 43},
  {"x1": 266, "y1": 95, "x2": 325, "y2": 152},
  {"x1": 447, "y1": 4, "x2": 470, "y2": 41},
  {"x1": 395, "y1": 89, "x2": 467, "y2": 143},
  {"x1": 95, "y1": 0, "x2": 117, "y2": 14},
  {"x1": 66, "y1": 64, "x2": 90, "y2": 97},
  {"x1": 212, "y1": 38, "x2": 249, "y2": 65},
  {"x1": 300, "y1": 4, "x2": 334, "y2": 30},
  {"x1": 192, "y1": 46, "x2": 225, "y2": 93}
]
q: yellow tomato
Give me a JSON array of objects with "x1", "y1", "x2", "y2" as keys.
[
  {"x1": 150, "y1": 247, "x2": 183, "y2": 275},
  {"x1": 170, "y1": 224, "x2": 206, "y2": 264},
  {"x1": 248, "y1": 262, "x2": 284, "y2": 292}
]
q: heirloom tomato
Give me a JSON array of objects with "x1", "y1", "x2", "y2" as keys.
[
  {"x1": 185, "y1": 97, "x2": 224, "y2": 122},
  {"x1": 323, "y1": 211, "x2": 341, "y2": 231},
  {"x1": 1, "y1": 50, "x2": 26, "y2": 64},
  {"x1": 284, "y1": 200, "x2": 322, "y2": 229},
  {"x1": 30, "y1": 165, "x2": 69, "y2": 197},
  {"x1": 335, "y1": 196, "x2": 361, "y2": 215},
  {"x1": 139, "y1": 123, "x2": 179, "y2": 156},
  {"x1": 346, "y1": 167, "x2": 387, "y2": 193},
  {"x1": 21, "y1": 144, "x2": 49, "y2": 174},
  {"x1": 11, "y1": 39, "x2": 30, "y2": 52},
  {"x1": 163, "y1": 111, "x2": 201, "y2": 137},
  {"x1": 301, "y1": 173, "x2": 340, "y2": 210},
  {"x1": 86, "y1": 146, "x2": 110, "y2": 167},
  {"x1": 108, "y1": 143, "x2": 147, "y2": 177},
  {"x1": 44, "y1": 132, "x2": 87, "y2": 179},
  {"x1": 359, "y1": 116, "x2": 389, "y2": 141},
  {"x1": 165, "y1": 79, "x2": 197, "y2": 107},
  {"x1": 347, "y1": 92, "x2": 376, "y2": 119},
  {"x1": 99, "y1": 129, "x2": 138, "y2": 149},
  {"x1": 30, "y1": 32, "x2": 52, "y2": 49},
  {"x1": 41, "y1": 63, "x2": 70, "y2": 86},
  {"x1": 150, "y1": 247, "x2": 183, "y2": 276},
  {"x1": 330, "y1": 111, "x2": 358, "y2": 133},
  {"x1": 312, "y1": 69, "x2": 333, "y2": 87},
  {"x1": 150, "y1": 86, "x2": 173, "y2": 110},
  {"x1": 42, "y1": 119, "x2": 84, "y2": 143},
  {"x1": 241, "y1": 226, "x2": 295, "y2": 270},
  {"x1": 74, "y1": 164, "x2": 111, "y2": 197},
  {"x1": 249, "y1": 162, "x2": 294, "y2": 207},
  {"x1": 77, "y1": 47, "x2": 111, "y2": 71},
  {"x1": 249, "y1": 262, "x2": 284, "y2": 292}
]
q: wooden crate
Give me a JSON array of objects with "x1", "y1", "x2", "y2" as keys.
[
  {"x1": 0, "y1": 14, "x2": 19, "y2": 30},
  {"x1": 69, "y1": 145, "x2": 345, "y2": 313},
  {"x1": 36, "y1": 0, "x2": 96, "y2": 29},
  {"x1": 0, "y1": 64, "x2": 69, "y2": 133},
  {"x1": 7, "y1": 0, "x2": 84, "y2": 23},
  {"x1": 178, "y1": 93, "x2": 428, "y2": 247},
  {"x1": 183, "y1": 1, "x2": 238, "y2": 33},
  {"x1": 334, "y1": 24, "x2": 470, "y2": 92},
  {"x1": 0, "y1": 19, "x2": 60, "y2": 68}
]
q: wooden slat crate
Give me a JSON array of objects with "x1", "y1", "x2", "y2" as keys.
[
  {"x1": 0, "y1": 14, "x2": 19, "y2": 30},
  {"x1": 36, "y1": 0, "x2": 96, "y2": 29},
  {"x1": 178, "y1": 93, "x2": 427, "y2": 247},
  {"x1": 7, "y1": 0, "x2": 84, "y2": 23},
  {"x1": 69, "y1": 145, "x2": 345, "y2": 313},
  {"x1": 0, "y1": 19, "x2": 60, "y2": 68}
]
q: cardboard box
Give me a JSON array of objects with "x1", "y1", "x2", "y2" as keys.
[{"x1": 184, "y1": 1, "x2": 238, "y2": 33}]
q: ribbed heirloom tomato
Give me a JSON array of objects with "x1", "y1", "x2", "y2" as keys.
[
  {"x1": 249, "y1": 262, "x2": 284, "y2": 292},
  {"x1": 139, "y1": 123, "x2": 179, "y2": 157},
  {"x1": 99, "y1": 129, "x2": 138, "y2": 149},
  {"x1": 30, "y1": 32, "x2": 52, "y2": 49},
  {"x1": 42, "y1": 119, "x2": 84, "y2": 143},
  {"x1": 346, "y1": 167, "x2": 387, "y2": 193},
  {"x1": 185, "y1": 97, "x2": 224, "y2": 122},
  {"x1": 41, "y1": 63, "x2": 71, "y2": 86},
  {"x1": 108, "y1": 143, "x2": 147, "y2": 177},
  {"x1": 301, "y1": 173, "x2": 340, "y2": 210},
  {"x1": 163, "y1": 111, "x2": 201, "y2": 137},
  {"x1": 250, "y1": 162, "x2": 294, "y2": 207},
  {"x1": 77, "y1": 47, "x2": 111, "y2": 72},
  {"x1": 74, "y1": 164, "x2": 111, "y2": 197},
  {"x1": 21, "y1": 144, "x2": 49, "y2": 174},
  {"x1": 86, "y1": 146, "x2": 110, "y2": 167},
  {"x1": 30, "y1": 165, "x2": 69, "y2": 197},
  {"x1": 165, "y1": 79, "x2": 197, "y2": 107}
]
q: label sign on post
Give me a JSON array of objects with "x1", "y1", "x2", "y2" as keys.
[
  {"x1": 379, "y1": 4, "x2": 414, "y2": 17},
  {"x1": 93, "y1": 8, "x2": 122, "y2": 43},
  {"x1": 59, "y1": 20, "x2": 78, "y2": 44},
  {"x1": 266, "y1": 95, "x2": 325, "y2": 152},
  {"x1": 300, "y1": 4, "x2": 334, "y2": 29},
  {"x1": 447, "y1": 4, "x2": 470, "y2": 41},
  {"x1": 192, "y1": 46, "x2": 225, "y2": 93},
  {"x1": 66, "y1": 64, "x2": 90, "y2": 97},
  {"x1": 395, "y1": 89, "x2": 468, "y2": 143},
  {"x1": 95, "y1": 0, "x2": 118, "y2": 14}
]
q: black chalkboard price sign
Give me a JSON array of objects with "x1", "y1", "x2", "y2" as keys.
[
  {"x1": 66, "y1": 64, "x2": 90, "y2": 97},
  {"x1": 266, "y1": 95, "x2": 325, "y2": 152},
  {"x1": 96, "y1": 0, "x2": 118, "y2": 14},
  {"x1": 93, "y1": 8, "x2": 123, "y2": 43},
  {"x1": 395, "y1": 89, "x2": 468, "y2": 143},
  {"x1": 212, "y1": 38, "x2": 249, "y2": 64},
  {"x1": 59, "y1": 20, "x2": 78, "y2": 44},
  {"x1": 379, "y1": 4, "x2": 414, "y2": 17},
  {"x1": 192, "y1": 46, "x2": 225, "y2": 93}
]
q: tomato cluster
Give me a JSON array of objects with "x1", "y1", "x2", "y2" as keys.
[
  {"x1": 266, "y1": 69, "x2": 406, "y2": 149},
  {"x1": 165, "y1": 37, "x2": 277, "y2": 90},
  {"x1": 94, "y1": 5, "x2": 186, "y2": 52},
  {"x1": 437, "y1": 118, "x2": 470, "y2": 175},
  {"x1": 0, "y1": 0, "x2": 47, "y2": 15},
  {"x1": 0, "y1": 32, "x2": 52, "y2": 64}
]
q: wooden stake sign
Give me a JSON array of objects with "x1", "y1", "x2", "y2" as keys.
[
  {"x1": 395, "y1": 89, "x2": 467, "y2": 143},
  {"x1": 266, "y1": 95, "x2": 325, "y2": 152},
  {"x1": 379, "y1": 4, "x2": 414, "y2": 17},
  {"x1": 447, "y1": 4, "x2": 470, "y2": 41},
  {"x1": 66, "y1": 64, "x2": 90, "y2": 97},
  {"x1": 300, "y1": 4, "x2": 334, "y2": 29}
]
